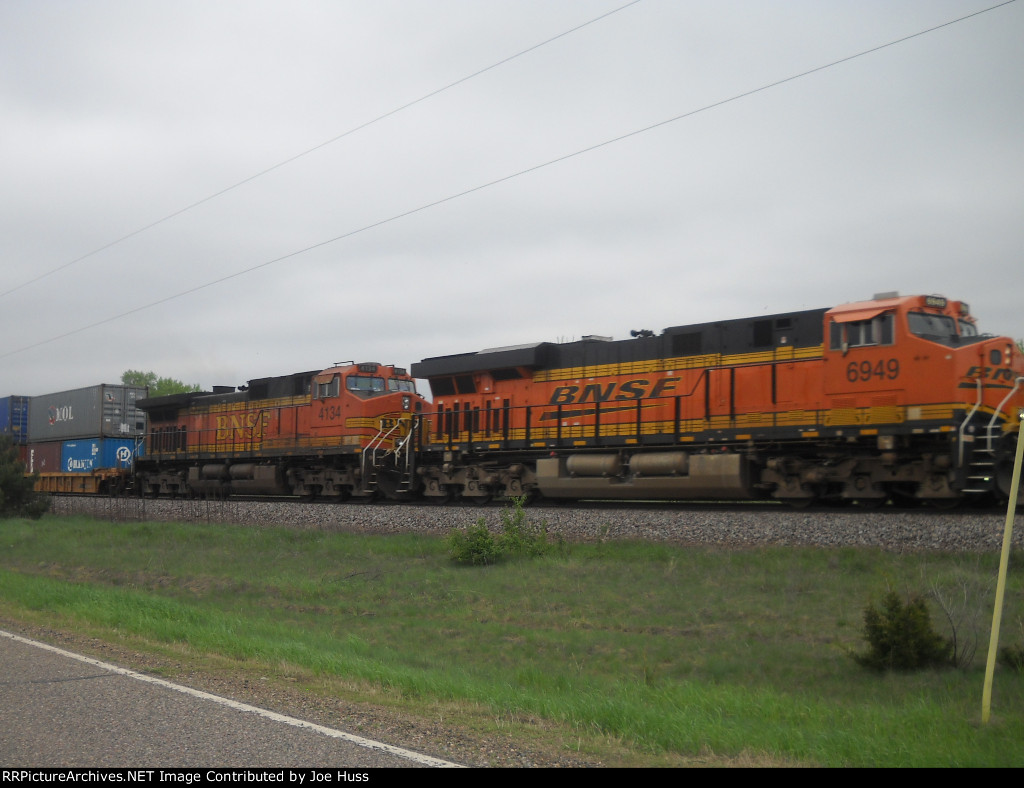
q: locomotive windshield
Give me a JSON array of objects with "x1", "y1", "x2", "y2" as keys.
[
  {"x1": 908, "y1": 312, "x2": 956, "y2": 342},
  {"x1": 347, "y1": 374, "x2": 385, "y2": 393},
  {"x1": 388, "y1": 379, "x2": 417, "y2": 393},
  {"x1": 958, "y1": 319, "x2": 979, "y2": 338},
  {"x1": 344, "y1": 373, "x2": 417, "y2": 396},
  {"x1": 908, "y1": 312, "x2": 984, "y2": 346}
]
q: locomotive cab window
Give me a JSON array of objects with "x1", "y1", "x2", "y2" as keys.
[
  {"x1": 830, "y1": 312, "x2": 894, "y2": 351},
  {"x1": 314, "y1": 375, "x2": 340, "y2": 399}
]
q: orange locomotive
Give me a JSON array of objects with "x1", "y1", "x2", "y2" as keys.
[
  {"x1": 410, "y1": 293, "x2": 1024, "y2": 507},
  {"x1": 136, "y1": 362, "x2": 426, "y2": 499}
]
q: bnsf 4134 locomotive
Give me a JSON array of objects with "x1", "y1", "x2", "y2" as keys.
[
  {"x1": 135, "y1": 363, "x2": 422, "y2": 500},
  {"x1": 131, "y1": 292, "x2": 1023, "y2": 507}
]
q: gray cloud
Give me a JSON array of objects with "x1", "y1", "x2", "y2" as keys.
[{"x1": 2, "y1": 0, "x2": 1021, "y2": 396}]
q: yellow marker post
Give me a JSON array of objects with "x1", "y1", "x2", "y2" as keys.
[{"x1": 982, "y1": 412, "x2": 1024, "y2": 724}]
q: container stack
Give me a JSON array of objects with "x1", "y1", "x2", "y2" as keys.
[
  {"x1": 22, "y1": 384, "x2": 148, "y2": 494},
  {"x1": 1, "y1": 395, "x2": 30, "y2": 445}
]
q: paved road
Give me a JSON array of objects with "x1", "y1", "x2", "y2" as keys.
[{"x1": 0, "y1": 630, "x2": 461, "y2": 769}]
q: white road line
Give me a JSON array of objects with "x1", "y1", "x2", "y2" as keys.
[{"x1": 1, "y1": 629, "x2": 462, "y2": 768}]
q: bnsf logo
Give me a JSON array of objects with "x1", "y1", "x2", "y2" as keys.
[
  {"x1": 216, "y1": 411, "x2": 270, "y2": 441},
  {"x1": 548, "y1": 377, "x2": 681, "y2": 405},
  {"x1": 966, "y1": 366, "x2": 1017, "y2": 382},
  {"x1": 48, "y1": 405, "x2": 73, "y2": 425}
]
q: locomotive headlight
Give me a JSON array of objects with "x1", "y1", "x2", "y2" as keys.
[{"x1": 402, "y1": 395, "x2": 411, "y2": 411}]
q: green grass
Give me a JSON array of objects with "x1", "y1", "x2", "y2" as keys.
[{"x1": 2, "y1": 512, "x2": 1024, "y2": 767}]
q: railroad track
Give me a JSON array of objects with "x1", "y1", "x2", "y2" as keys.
[{"x1": 48, "y1": 493, "x2": 1023, "y2": 553}]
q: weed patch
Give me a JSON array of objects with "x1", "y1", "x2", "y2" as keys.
[{"x1": 447, "y1": 497, "x2": 565, "y2": 565}]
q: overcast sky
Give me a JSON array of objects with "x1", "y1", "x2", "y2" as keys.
[{"x1": 2, "y1": 0, "x2": 1021, "y2": 397}]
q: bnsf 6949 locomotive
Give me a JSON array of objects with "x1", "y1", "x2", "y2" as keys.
[
  {"x1": 125, "y1": 292, "x2": 1022, "y2": 507},
  {"x1": 408, "y1": 292, "x2": 1024, "y2": 508}
]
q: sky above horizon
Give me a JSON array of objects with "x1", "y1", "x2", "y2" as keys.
[{"x1": 2, "y1": 0, "x2": 1022, "y2": 397}]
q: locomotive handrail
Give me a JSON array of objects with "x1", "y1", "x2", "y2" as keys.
[
  {"x1": 986, "y1": 376, "x2": 1024, "y2": 450},
  {"x1": 959, "y1": 377, "x2": 985, "y2": 467},
  {"x1": 364, "y1": 418, "x2": 408, "y2": 458},
  {"x1": 361, "y1": 416, "x2": 416, "y2": 487}
]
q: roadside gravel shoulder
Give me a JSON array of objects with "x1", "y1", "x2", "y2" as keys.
[{"x1": 0, "y1": 616, "x2": 615, "y2": 768}]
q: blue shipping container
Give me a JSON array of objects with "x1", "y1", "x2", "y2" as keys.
[
  {"x1": 1, "y1": 396, "x2": 30, "y2": 444},
  {"x1": 61, "y1": 439, "x2": 144, "y2": 473}
]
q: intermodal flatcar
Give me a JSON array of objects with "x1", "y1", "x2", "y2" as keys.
[{"x1": 409, "y1": 293, "x2": 1024, "y2": 507}]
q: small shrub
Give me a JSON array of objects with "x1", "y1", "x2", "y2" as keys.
[
  {"x1": 447, "y1": 496, "x2": 564, "y2": 565},
  {"x1": 998, "y1": 643, "x2": 1024, "y2": 673},
  {"x1": 0, "y1": 436, "x2": 50, "y2": 520},
  {"x1": 928, "y1": 569, "x2": 991, "y2": 669},
  {"x1": 854, "y1": 590, "x2": 952, "y2": 671},
  {"x1": 447, "y1": 519, "x2": 501, "y2": 565},
  {"x1": 497, "y1": 495, "x2": 564, "y2": 558}
]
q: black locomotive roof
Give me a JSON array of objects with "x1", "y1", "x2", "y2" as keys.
[
  {"x1": 138, "y1": 369, "x2": 320, "y2": 411},
  {"x1": 137, "y1": 391, "x2": 208, "y2": 411},
  {"x1": 411, "y1": 343, "x2": 557, "y2": 379},
  {"x1": 411, "y1": 308, "x2": 828, "y2": 379}
]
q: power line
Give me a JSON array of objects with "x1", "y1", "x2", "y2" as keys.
[
  {"x1": 0, "y1": 0, "x2": 644, "y2": 300},
  {"x1": 1, "y1": 0, "x2": 1016, "y2": 360}
]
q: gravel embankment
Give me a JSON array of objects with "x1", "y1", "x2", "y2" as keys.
[{"x1": 50, "y1": 496, "x2": 1024, "y2": 553}]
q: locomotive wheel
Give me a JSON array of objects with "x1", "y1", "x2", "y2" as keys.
[{"x1": 427, "y1": 487, "x2": 454, "y2": 505}]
